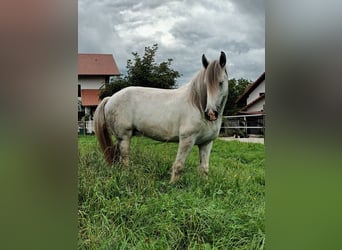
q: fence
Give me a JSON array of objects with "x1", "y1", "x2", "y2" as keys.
[
  {"x1": 220, "y1": 114, "x2": 265, "y2": 138},
  {"x1": 78, "y1": 120, "x2": 95, "y2": 135}
]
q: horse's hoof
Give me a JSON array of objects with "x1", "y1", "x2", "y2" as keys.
[
  {"x1": 199, "y1": 170, "x2": 209, "y2": 180},
  {"x1": 170, "y1": 175, "x2": 179, "y2": 184}
]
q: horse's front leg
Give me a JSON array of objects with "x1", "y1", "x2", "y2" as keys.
[
  {"x1": 170, "y1": 136, "x2": 195, "y2": 183},
  {"x1": 198, "y1": 140, "x2": 213, "y2": 179}
]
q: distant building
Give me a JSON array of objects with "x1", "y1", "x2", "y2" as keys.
[
  {"x1": 235, "y1": 72, "x2": 265, "y2": 136},
  {"x1": 236, "y1": 72, "x2": 265, "y2": 115},
  {"x1": 78, "y1": 53, "x2": 120, "y2": 133}
]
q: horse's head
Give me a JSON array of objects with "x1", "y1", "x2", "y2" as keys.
[{"x1": 202, "y1": 51, "x2": 228, "y2": 121}]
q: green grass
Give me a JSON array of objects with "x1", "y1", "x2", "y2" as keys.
[{"x1": 78, "y1": 135, "x2": 265, "y2": 249}]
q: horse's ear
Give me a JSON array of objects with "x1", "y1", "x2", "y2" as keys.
[
  {"x1": 219, "y1": 51, "x2": 226, "y2": 68},
  {"x1": 202, "y1": 54, "x2": 209, "y2": 69}
]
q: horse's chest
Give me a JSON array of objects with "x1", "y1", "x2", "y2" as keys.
[
  {"x1": 206, "y1": 123, "x2": 220, "y2": 137},
  {"x1": 195, "y1": 121, "x2": 221, "y2": 144}
]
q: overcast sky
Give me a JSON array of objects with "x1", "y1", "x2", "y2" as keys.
[{"x1": 78, "y1": 0, "x2": 264, "y2": 85}]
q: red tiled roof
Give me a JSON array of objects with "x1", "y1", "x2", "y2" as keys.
[
  {"x1": 81, "y1": 89, "x2": 101, "y2": 106},
  {"x1": 78, "y1": 54, "x2": 120, "y2": 75}
]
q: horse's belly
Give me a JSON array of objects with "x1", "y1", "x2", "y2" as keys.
[
  {"x1": 144, "y1": 132, "x2": 179, "y2": 142},
  {"x1": 134, "y1": 120, "x2": 179, "y2": 142},
  {"x1": 138, "y1": 130, "x2": 179, "y2": 142}
]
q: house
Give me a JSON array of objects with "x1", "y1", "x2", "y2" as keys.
[
  {"x1": 235, "y1": 72, "x2": 265, "y2": 115},
  {"x1": 235, "y1": 72, "x2": 265, "y2": 136},
  {"x1": 78, "y1": 53, "x2": 120, "y2": 133}
]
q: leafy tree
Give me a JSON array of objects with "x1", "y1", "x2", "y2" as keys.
[
  {"x1": 126, "y1": 44, "x2": 180, "y2": 88},
  {"x1": 223, "y1": 78, "x2": 251, "y2": 115},
  {"x1": 99, "y1": 44, "x2": 180, "y2": 99},
  {"x1": 99, "y1": 78, "x2": 129, "y2": 100}
]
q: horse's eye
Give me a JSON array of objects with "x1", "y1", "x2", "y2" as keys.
[{"x1": 219, "y1": 81, "x2": 224, "y2": 87}]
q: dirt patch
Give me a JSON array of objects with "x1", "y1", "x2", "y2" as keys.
[{"x1": 219, "y1": 137, "x2": 264, "y2": 144}]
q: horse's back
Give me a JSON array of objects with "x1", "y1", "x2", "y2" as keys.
[{"x1": 104, "y1": 86, "x2": 190, "y2": 141}]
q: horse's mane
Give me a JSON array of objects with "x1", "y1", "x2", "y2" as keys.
[
  {"x1": 189, "y1": 60, "x2": 222, "y2": 112},
  {"x1": 189, "y1": 69, "x2": 206, "y2": 112}
]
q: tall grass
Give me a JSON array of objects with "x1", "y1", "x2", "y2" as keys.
[{"x1": 78, "y1": 135, "x2": 265, "y2": 249}]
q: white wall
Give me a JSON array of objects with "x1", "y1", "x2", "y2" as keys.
[
  {"x1": 247, "y1": 99, "x2": 265, "y2": 112},
  {"x1": 247, "y1": 80, "x2": 265, "y2": 104},
  {"x1": 78, "y1": 76, "x2": 105, "y2": 89}
]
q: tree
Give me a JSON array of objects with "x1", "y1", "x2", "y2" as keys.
[
  {"x1": 126, "y1": 44, "x2": 180, "y2": 88},
  {"x1": 99, "y1": 44, "x2": 180, "y2": 99},
  {"x1": 223, "y1": 78, "x2": 251, "y2": 115},
  {"x1": 99, "y1": 77, "x2": 129, "y2": 100}
]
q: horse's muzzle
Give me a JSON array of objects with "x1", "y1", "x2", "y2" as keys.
[{"x1": 205, "y1": 110, "x2": 218, "y2": 121}]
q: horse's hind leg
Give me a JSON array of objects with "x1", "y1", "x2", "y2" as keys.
[
  {"x1": 198, "y1": 141, "x2": 213, "y2": 179},
  {"x1": 170, "y1": 137, "x2": 195, "y2": 183},
  {"x1": 117, "y1": 132, "x2": 132, "y2": 166}
]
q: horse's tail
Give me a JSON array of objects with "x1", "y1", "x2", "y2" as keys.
[{"x1": 94, "y1": 97, "x2": 115, "y2": 165}]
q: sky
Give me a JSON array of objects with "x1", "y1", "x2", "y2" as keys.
[{"x1": 78, "y1": 0, "x2": 264, "y2": 85}]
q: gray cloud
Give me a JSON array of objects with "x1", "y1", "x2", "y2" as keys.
[{"x1": 78, "y1": 0, "x2": 264, "y2": 84}]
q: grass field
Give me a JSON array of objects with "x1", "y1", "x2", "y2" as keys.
[{"x1": 78, "y1": 135, "x2": 265, "y2": 249}]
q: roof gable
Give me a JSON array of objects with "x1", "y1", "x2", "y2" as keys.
[
  {"x1": 239, "y1": 94, "x2": 265, "y2": 112},
  {"x1": 78, "y1": 54, "x2": 120, "y2": 76},
  {"x1": 236, "y1": 72, "x2": 265, "y2": 104}
]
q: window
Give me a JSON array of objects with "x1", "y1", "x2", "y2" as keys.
[
  {"x1": 78, "y1": 84, "x2": 81, "y2": 97},
  {"x1": 105, "y1": 76, "x2": 110, "y2": 83}
]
